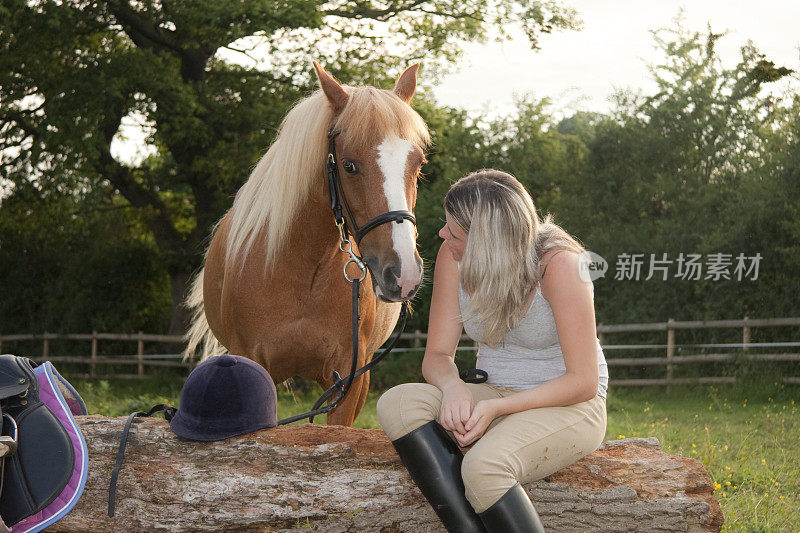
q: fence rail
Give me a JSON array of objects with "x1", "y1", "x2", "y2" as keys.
[
  {"x1": 0, "y1": 331, "x2": 190, "y2": 378},
  {"x1": 1, "y1": 316, "x2": 799, "y2": 386}
]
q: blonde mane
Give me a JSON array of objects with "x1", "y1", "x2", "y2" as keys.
[{"x1": 224, "y1": 85, "x2": 430, "y2": 270}]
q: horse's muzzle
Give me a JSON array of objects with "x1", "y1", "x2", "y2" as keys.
[{"x1": 364, "y1": 255, "x2": 422, "y2": 302}]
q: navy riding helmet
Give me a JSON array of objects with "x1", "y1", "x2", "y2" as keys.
[{"x1": 170, "y1": 354, "x2": 278, "y2": 441}]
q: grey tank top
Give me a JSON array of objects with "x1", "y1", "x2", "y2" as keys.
[{"x1": 458, "y1": 280, "x2": 609, "y2": 398}]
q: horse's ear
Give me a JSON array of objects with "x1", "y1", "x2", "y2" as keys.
[
  {"x1": 313, "y1": 61, "x2": 349, "y2": 115},
  {"x1": 393, "y1": 63, "x2": 419, "y2": 104}
]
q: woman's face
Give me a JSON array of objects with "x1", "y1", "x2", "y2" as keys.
[{"x1": 439, "y1": 211, "x2": 468, "y2": 262}]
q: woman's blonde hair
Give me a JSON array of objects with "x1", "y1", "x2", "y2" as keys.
[{"x1": 444, "y1": 169, "x2": 585, "y2": 347}]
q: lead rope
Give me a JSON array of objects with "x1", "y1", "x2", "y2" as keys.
[
  {"x1": 275, "y1": 128, "x2": 414, "y2": 424},
  {"x1": 276, "y1": 277, "x2": 361, "y2": 425},
  {"x1": 108, "y1": 404, "x2": 176, "y2": 517},
  {"x1": 277, "y1": 219, "x2": 410, "y2": 425},
  {"x1": 0, "y1": 458, "x2": 6, "y2": 533}
]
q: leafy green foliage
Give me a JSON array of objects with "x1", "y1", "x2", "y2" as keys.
[
  {"x1": 0, "y1": 182, "x2": 170, "y2": 333},
  {"x1": 1, "y1": 12, "x2": 798, "y2": 345},
  {"x1": 0, "y1": 0, "x2": 579, "y2": 333},
  {"x1": 555, "y1": 23, "x2": 797, "y2": 329},
  {"x1": 403, "y1": 22, "x2": 800, "y2": 343}
]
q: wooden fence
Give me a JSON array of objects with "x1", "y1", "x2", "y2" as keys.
[
  {"x1": 0, "y1": 331, "x2": 188, "y2": 379},
  {"x1": 595, "y1": 316, "x2": 800, "y2": 389},
  {"x1": 1, "y1": 317, "x2": 798, "y2": 386}
]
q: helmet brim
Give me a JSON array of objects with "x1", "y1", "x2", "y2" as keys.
[{"x1": 169, "y1": 412, "x2": 277, "y2": 442}]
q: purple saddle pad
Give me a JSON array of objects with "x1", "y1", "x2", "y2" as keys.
[{"x1": 8, "y1": 361, "x2": 88, "y2": 533}]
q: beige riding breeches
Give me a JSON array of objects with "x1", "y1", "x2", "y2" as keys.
[{"x1": 377, "y1": 382, "x2": 607, "y2": 513}]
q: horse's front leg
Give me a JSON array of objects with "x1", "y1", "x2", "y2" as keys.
[
  {"x1": 352, "y1": 367, "x2": 371, "y2": 421},
  {"x1": 322, "y1": 346, "x2": 371, "y2": 427}
]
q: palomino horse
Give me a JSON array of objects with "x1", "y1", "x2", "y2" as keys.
[{"x1": 184, "y1": 62, "x2": 429, "y2": 426}]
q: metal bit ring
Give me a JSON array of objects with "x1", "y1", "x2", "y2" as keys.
[{"x1": 344, "y1": 257, "x2": 367, "y2": 282}]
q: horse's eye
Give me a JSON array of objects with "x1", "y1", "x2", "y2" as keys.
[{"x1": 343, "y1": 160, "x2": 358, "y2": 174}]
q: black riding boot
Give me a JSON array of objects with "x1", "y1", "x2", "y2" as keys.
[
  {"x1": 390, "y1": 420, "x2": 486, "y2": 533},
  {"x1": 478, "y1": 483, "x2": 546, "y2": 533}
]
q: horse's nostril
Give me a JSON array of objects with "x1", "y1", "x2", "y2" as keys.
[{"x1": 383, "y1": 264, "x2": 401, "y2": 285}]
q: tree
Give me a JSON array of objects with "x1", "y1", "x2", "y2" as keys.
[
  {"x1": 557, "y1": 20, "x2": 796, "y2": 328},
  {"x1": 0, "y1": 181, "x2": 170, "y2": 334},
  {"x1": 0, "y1": 0, "x2": 580, "y2": 334}
]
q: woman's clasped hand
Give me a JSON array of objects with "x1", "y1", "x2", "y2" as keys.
[
  {"x1": 439, "y1": 382, "x2": 502, "y2": 447},
  {"x1": 438, "y1": 380, "x2": 474, "y2": 436}
]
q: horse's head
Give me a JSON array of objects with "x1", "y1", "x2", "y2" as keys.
[{"x1": 313, "y1": 62, "x2": 429, "y2": 302}]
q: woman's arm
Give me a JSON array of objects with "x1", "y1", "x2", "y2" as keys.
[
  {"x1": 459, "y1": 249, "x2": 600, "y2": 445},
  {"x1": 421, "y1": 243, "x2": 474, "y2": 435}
]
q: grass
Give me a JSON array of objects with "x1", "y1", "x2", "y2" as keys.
[
  {"x1": 72, "y1": 371, "x2": 799, "y2": 532},
  {"x1": 604, "y1": 385, "x2": 799, "y2": 532}
]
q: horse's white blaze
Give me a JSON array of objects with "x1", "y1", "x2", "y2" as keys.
[{"x1": 377, "y1": 136, "x2": 421, "y2": 297}]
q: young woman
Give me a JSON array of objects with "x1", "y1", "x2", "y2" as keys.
[{"x1": 377, "y1": 170, "x2": 609, "y2": 532}]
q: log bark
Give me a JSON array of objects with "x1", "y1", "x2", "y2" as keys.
[{"x1": 50, "y1": 416, "x2": 723, "y2": 532}]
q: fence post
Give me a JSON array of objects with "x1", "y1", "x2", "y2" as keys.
[
  {"x1": 43, "y1": 332, "x2": 49, "y2": 360},
  {"x1": 742, "y1": 316, "x2": 750, "y2": 352},
  {"x1": 413, "y1": 329, "x2": 422, "y2": 349},
  {"x1": 666, "y1": 318, "x2": 675, "y2": 393},
  {"x1": 137, "y1": 331, "x2": 144, "y2": 377},
  {"x1": 91, "y1": 330, "x2": 98, "y2": 377}
]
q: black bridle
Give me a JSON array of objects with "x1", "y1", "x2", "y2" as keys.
[
  {"x1": 275, "y1": 128, "x2": 417, "y2": 425},
  {"x1": 325, "y1": 128, "x2": 417, "y2": 246}
]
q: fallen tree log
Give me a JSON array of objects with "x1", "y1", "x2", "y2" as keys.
[{"x1": 50, "y1": 415, "x2": 723, "y2": 532}]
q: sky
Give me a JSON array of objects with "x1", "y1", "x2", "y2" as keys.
[{"x1": 430, "y1": 0, "x2": 800, "y2": 118}]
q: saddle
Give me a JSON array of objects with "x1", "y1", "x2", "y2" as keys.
[{"x1": 0, "y1": 354, "x2": 88, "y2": 533}]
